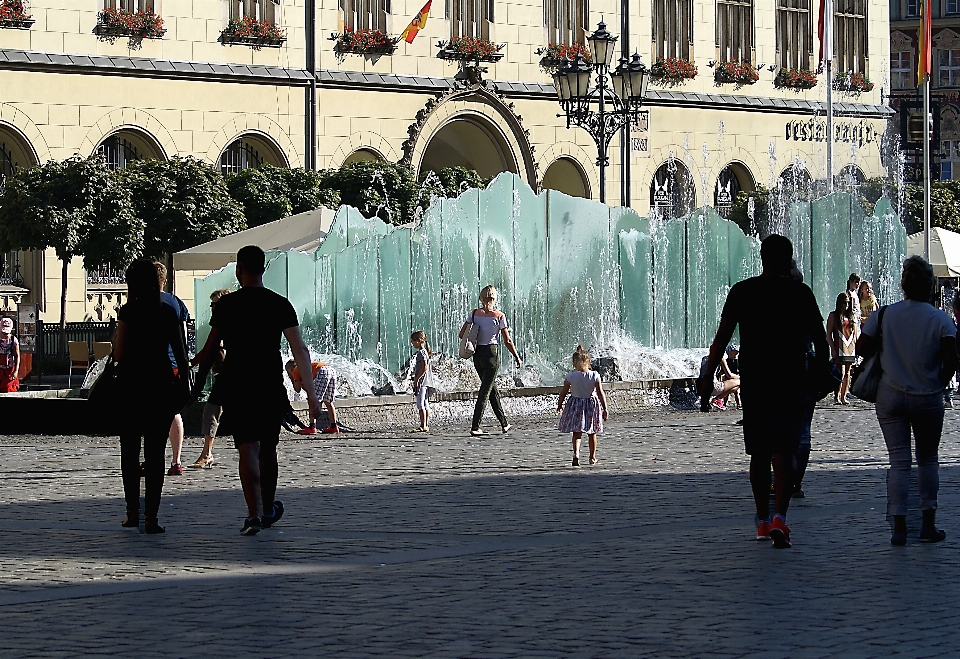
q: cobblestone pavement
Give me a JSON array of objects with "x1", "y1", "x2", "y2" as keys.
[{"x1": 3, "y1": 403, "x2": 960, "y2": 658}]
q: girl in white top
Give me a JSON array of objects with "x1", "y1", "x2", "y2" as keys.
[
  {"x1": 557, "y1": 346, "x2": 608, "y2": 466},
  {"x1": 410, "y1": 330, "x2": 437, "y2": 432}
]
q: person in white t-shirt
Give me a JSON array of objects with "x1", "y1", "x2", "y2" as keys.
[{"x1": 858, "y1": 255, "x2": 958, "y2": 546}]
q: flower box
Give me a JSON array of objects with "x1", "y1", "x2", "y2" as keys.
[
  {"x1": 833, "y1": 70, "x2": 874, "y2": 93},
  {"x1": 94, "y1": 8, "x2": 165, "y2": 41},
  {"x1": 437, "y1": 36, "x2": 504, "y2": 62},
  {"x1": 650, "y1": 57, "x2": 697, "y2": 87},
  {"x1": 219, "y1": 17, "x2": 286, "y2": 48},
  {"x1": 714, "y1": 60, "x2": 759, "y2": 87},
  {"x1": 774, "y1": 68, "x2": 818, "y2": 90},
  {"x1": 334, "y1": 28, "x2": 397, "y2": 56},
  {"x1": 537, "y1": 42, "x2": 592, "y2": 67},
  {"x1": 0, "y1": 0, "x2": 33, "y2": 29}
]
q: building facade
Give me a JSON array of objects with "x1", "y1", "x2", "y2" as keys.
[
  {"x1": 1, "y1": 0, "x2": 892, "y2": 320},
  {"x1": 888, "y1": 0, "x2": 960, "y2": 182}
]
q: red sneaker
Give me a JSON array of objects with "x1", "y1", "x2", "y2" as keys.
[
  {"x1": 296, "y1": 427, "x2": 317, "y2": 435},
  {"x1": 769, "y1": 517, "x2": 792, "y2": 548},
  {"x1": 167, "y1": 463, "x2": 183, "y2": 476},
  {"x1": 321, "y1": 425, "x2": 340, "y2": 434},
  {"x1": 711, "y1": 398, "x2": 727, "y2": 410},
  {"x1": 756, "y1": 520, "x2": 771, "y2": 541}
]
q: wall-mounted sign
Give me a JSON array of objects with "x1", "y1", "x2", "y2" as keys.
[
  {"x1": 17, "y1": 303, "x2": 38, "y2": 354},
  {"x1": 784, "y1": 119, "x2": 878, "y2": 147},
  {"x1": 631, "y1": 110, "x2": 650, "y2": 157}
]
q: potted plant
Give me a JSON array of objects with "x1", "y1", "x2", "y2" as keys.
[
  {"x1": 714, "y1": 60, "x2": 759, "y2": 87},
  {"x1": 650, "y1": 57, "x2": 697, "y2": 87},
  {"x1": 334, "y1": 28, "x2": 398, "y2": 56},
  {"x1": 833, "y1": 70, "x2": 874, "y2": 93},
  {"x1": 437, "y1": 36, "x2": 504, "y2": 62},
  {"x1": 0, "y1": 0, "x2": 34, "y2": 29},
  {"x1": 219, "y1": 16, "x2": 286, "y2": 48},
  {"x1": 774, "y1": 68, "x2": 818, "y2": 90},
  {"x1": 94, "y1": 6, "x2": 165, "y2": 41},
  {"x1": 537, "y1": 43, "x2": 592, "y2": 67}
]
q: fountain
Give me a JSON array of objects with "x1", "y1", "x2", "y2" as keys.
[{"x1": 193, "y1": 173, "x2": 906, "y2": 390}]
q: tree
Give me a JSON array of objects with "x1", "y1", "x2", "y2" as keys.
[
  {"x1": 900, "y1": 182, "x2": 960, "y2": 235},
  {"x1": 225, "y1": 165, "x2": 339, "y2": 228},
  {"x1": 123, "y1": 157, "x2": 246, "y2": 263},
  {"x1": 0, "y1": 156, "x2": 140, "y2": 356},
  {"x1": 320, "y1": 160, "x2": 420, "y2": 225}
]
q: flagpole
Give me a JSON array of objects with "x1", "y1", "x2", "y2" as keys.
[
  {"x1": 825, "y1": 0, "x2": 834, "y2": 193},
  {"x1": 924, "y1": 74, "x2": 931, "y2": 261}
]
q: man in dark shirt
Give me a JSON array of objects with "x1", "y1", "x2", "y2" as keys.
[
  {"x1": 155, "y1": 262, "x2": 189, "y2": 476},
  {"x1": 195, "y1": 246, "x2": 320, "y2": 536},
  {"x1": 700, "y1": 234, "x2": 829, "y2": 549}
]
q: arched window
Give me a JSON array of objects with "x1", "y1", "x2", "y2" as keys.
[
  {"x1": 447, "y1": 0, "x2": 494, "y2": 40},
  {"x1": 545, "y1": 0, "x2": 588, "y2": 49},
  {"x1": 836, "y1": 164, "x2": 865, "y2": 191},
  {"x1": 776, "y1": 0, "x2": 812, "y2": 71},
  {"x1": 715, "y1": 163, "x2": 754, "y2": 219},
  {"x1": 650, "y1": 160, "x2": 695, "y2": 220},
  {"x1": 97, "y1": 135, "x2": 141, "y2": 170},
  {"x1": 340, "y1": 0, "x2": 390, "y2": 32},
  {"x1": 0, "y1": 141, "x2": 16, "y2": 187},
  {"x1": 716, "y1": 0, "x2": 753, "y2": 64},
  {"x1": 652, "y1": 0, "x2": 692, "y2": 61},
  {"x1": 541, "y1": 157, "x2": 590, "y2": 199},
  {"x1": 778, "y1": 164, "x2": 812, "y2": 198},
  {"x1": 219, "y1": 134, "x2": 288, "y2": 175}
]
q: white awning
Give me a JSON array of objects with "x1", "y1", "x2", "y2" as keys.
[
  {"x1": 907, "y1": 227, "x2": 960, "y2": 278},
  {"x1": 173, "y1": 207, "x2": 336, "y2": 271}
]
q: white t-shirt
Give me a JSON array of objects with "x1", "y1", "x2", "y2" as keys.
[
  {"x1": 566, "y1": 369, "x2": 601, "y2": 399},
  {"x1": 862, "y1": 299, "x2": 956, "y2": 395},
  {"x1": 465, "y1": 310, "x2": 508, "y2": 346}
]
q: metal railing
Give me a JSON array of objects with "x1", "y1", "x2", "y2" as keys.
[{"x1": 41, "y1": 321, "x2": 116, "y2": 357}]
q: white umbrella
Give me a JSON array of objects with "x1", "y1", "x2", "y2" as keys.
[{"x1": 907, "y1": 227, "x2": 960, "y2": 278}]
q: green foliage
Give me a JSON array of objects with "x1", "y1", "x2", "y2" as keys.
[
  {"x1": 900, "y1": 181, "x2": 960, "y2": 235},
  {"x1": 0, "y1": 155, "x2": 140, "y2": 268},
  {"x1": 320, "y1": 160, "x2": 419, "y2": 225},
  {"x1": 225, "y1": 165, "x2": 339, "y2": 228},
  {"x1": 420, "y1": 166, "x2": 492, "y2": 200},
  {"x1": 124, "y1": 157, "x2": 245, "y2": 260},
  {"x1": 728, "y1": 185, "x2": 771, "y2": 237}
]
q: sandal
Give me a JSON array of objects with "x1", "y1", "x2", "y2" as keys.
[{"x1": 187, "y1": 456, "x2": 214, "y2": 469}]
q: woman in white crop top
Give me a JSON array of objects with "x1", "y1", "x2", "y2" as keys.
[{"x1": 459, "y1": 285, "x2": 522, "y2": 436}]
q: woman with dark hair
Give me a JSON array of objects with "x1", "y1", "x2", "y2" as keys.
[
  {"x1": 826, "y1": 291, "x2": 859, "y2": 404},
  {"x1": 857, "y1": 256, "x2": 958, "y2": 545},
  {"x1": 113, "y1": 259, "x2": 190, "y2": 534}
]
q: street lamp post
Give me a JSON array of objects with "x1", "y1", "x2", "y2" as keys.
[{"x1": 553, "y1": 22, "x2": 649, "y2": 204}]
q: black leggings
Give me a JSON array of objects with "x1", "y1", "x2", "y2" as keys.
[
  {"x1": 472, "y1": 344, "x2": 507, "y2": 431},
  {"x1": 120, "y1": 406, "x2": 174, "y2": 520}
]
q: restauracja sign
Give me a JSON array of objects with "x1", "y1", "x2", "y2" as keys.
[{"x1": 785, "y1": 119, "x2": 878, "y2": 148}]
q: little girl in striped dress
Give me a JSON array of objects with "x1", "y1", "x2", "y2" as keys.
[{"x1": 557, "y1": 345, "x2": 608, "y2": 466}]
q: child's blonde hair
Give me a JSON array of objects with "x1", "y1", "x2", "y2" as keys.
[
  {"x1": 479, "y1": 285, "x2": 497, "y2": 305},
  {"x1": 572, "y1": 345, "x2": 591, "y2": 371},
  {"x1": 410, "y1": 330, "x2": 432, "y2": 357}
]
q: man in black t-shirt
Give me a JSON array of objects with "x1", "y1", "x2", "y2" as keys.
[
  {"x1": 700, "y1": 234, "x2": 829, "y2": 549},
  {"x1": 195, "y1": 245, "x2": 320, "y2": 536}
]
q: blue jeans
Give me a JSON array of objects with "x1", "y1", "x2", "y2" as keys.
[{"x1": 875, "y1": 381, "x2": 944, "y2": 517}]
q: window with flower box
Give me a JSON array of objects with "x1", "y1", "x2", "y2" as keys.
[
  {"x1": 446, "y1": 0, "x2": 494, "y2": 41},
  {"x1": 716, "y1": 0, "x2": 753, "y2": 65},
  {"x1": 776, "y1": 0, "x2": 811, "y2": 71},
  {"x1": 0, "y1": 0, "x2": 34, "y2": 29},
  {"x1": 96, "y1": 1, "x2": 164, "y2": 40},
  {"x1": 222, "y1": 0, "x2": 285, "y2": 47},
  {"x1": 652, "y1": 0, "x2": 692, "y2": 61},
  {"x1": 544, "y1": 0, "x2": 588, "y2": 57},
  {"x1": 340, "y1": 0, "x2": 390, "y2": 33},
  {"x1": 892, "y1": 50, "x2": 913, "y2": 89},
  {"x1": 834, "y1": 0, "x2": 867, "y2": 75}
]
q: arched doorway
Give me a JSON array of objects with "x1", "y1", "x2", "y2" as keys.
[
  {"x1": 541, "y1": 157, "x2": 591, "y2": 198},
  {"x1": 836, "y1": 164, "x2": 866, "y2": 191},
  {"x1": 219, "y1": 132, "x2": 288, "y2": 175},
  {"x1": 715, "y1": 162, "x2": 755, "y2": 219},
  {"x1": 94, "y1": 127, "x2": 166, "y2": 170},
  {"x1": 0, "y1": 123, "x2": 38, "y2": 186},
  {"x1": 650, "y1": 160, "x2": 695, "y2": 220},
  {"x1": 343, "y1": 148, "x2": 384, "y2": 166},
  {"x1": 778, "y1": 164, "x2": 813, "y2": 198},
  {"x1": 419, "y1": 115, "x2": 519, "y2": 180}
]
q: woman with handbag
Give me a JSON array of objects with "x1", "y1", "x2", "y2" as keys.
[
  {"x1": 459, "y1": 285, "x2": 522, "y2": 437},
  {"x1": 113, "y1": 259, "x2": 190, "y2": 534},
  {"x1": 856, "y1": 256, "x2": 957, "y2": 546},
  {"x1": 826, "y1": 292, "x2": 859, "y2": 404}
]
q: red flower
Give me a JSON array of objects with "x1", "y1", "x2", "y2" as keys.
[
  {"x1": 222, "y1": 16, "x2": 286, "y2": 41},
  {"x1": 0, "y1": 0, "x2": 30, "y2": 21},
  {"x1": 97, "y1": 7, "x2": 165, "y2": 38},
  {"x1": 543, "y1": 42, "x2": 592, "y2": 63},
  {"x1": 337, "y1": 28, "x2": 394, "y2": 52},
  {"x1": 651, "y1": 57, "x2": 697, "y2": 86},
  {"x1": 445, "y1": 36, "x2": 502, "y2": 59},
  {"x1": 714, "y1": 60, "x2": 759, "y2": 86}
]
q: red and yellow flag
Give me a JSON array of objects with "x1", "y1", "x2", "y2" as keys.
[
  {"x1": 401, "y1": 0, "x2": 431, "y2": 44},
  {"x1": 918, "y1": 0, "x2": 932, "y2": 86}
]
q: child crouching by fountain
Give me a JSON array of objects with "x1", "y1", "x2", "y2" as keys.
[
  {"x1": 557, "y1": 346, "x2": 608, "y2": 466},
  {"x1": 410, "y1": 331, "x2": 437, "y2": 432},
  {"x1": 285, "y1": 359, "x2": 340, "y2": 434}
]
